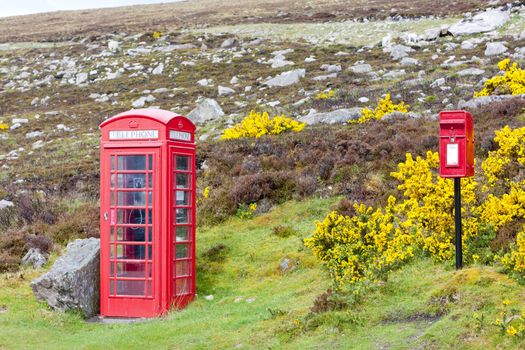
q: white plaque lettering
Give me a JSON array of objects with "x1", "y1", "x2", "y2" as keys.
[
  {"x1": 170, "y1": 130, "x2": 191, "y2": 141},
  {"x1": 446, "y1": 143, "x2": 459, "y2": 166},
  {"x1": 109, "y1": 130, "x2": 158, "y2": 140}
]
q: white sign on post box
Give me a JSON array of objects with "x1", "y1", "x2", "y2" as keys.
[{"x1": 446, "y1": 143, "x2": 459, "y2": 166}]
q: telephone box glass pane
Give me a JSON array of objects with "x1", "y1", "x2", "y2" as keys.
[
  {"x1": 117, "y1": 280, "x2": 145, "y2": 296},
  {"x1": 176, "y1": 261, "x2": 190, "y2": 276},
  {"x1": 116, "y1": 244, "x2": 146, "y2": 259},
  {"x1": 176, "y1": 191, "x2": 189, "y2": 206},
  {"x1": 176, "y1": 278, "x2": 189, "y2": 296},
  {"x1": 176, "y1": 156, "x2": 190, "y2": 171},
  {"x1": 117, "y1": 174, "x2": 146, "y2": 189},
  {"x1": 176, "y1": 208, "x2": 189, "y2": 224},
  {"x1": 176, "y1": 174, "x2": 190, "y2": 189},
  {"x1": 148, "y1": 155, "x2": 153, "y2": 170},
  {"x1": 175, "y1": 226, "x2": 189, "y2": 241},
  {"x1": 176, "y1": 244, "x2": 190, "y2": 258},
  {"x1": 118, "y1": 226, "x2": 146, "y2": 242},
  {"x1": 117, "y1": 208, "x2": 148, "y2": 225},
  {"x1": 117, "y1": 191, "x2": 147, "y2": 206},
  {"x1": 116, "y1": 262, "x2": 145, "y2": 278},
  {"x1": 118, "y1": 155, "x2": 146, "y2": 170}
]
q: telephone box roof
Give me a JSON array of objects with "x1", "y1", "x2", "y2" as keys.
[{"x1": 99, "y1": 108, "x2": 195, "y2": 130}]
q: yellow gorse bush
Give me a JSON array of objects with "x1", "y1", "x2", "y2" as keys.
[
  {"x1": 475, "y1": 59, "x2": 525, "y2": 97},
  {"x1": 152, "y1": 31, "x2": 162, "y2": 39},
  {"x1": 349, "y1": 93, "x2": 409, "y2": 124},
  {"x1": 306, "y1": 125, "x2": 525, "y2": 289},
  {"x1": 221, "y1": 111, "x2": 306, "y2": 140},
  {"x1": 315, "y1": 89, "x2": 336, "y2": 100},
  {"x1": 0, "y1": 123, "x2": 8, "y2": 130}
]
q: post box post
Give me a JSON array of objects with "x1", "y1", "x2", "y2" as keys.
[{"x1": 438, "y1": 110, "x2": 474, "y2": 270}]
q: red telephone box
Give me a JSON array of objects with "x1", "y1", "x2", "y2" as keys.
[
  {"x1": 439, "y1": 110, "x2": 474, "y2": 178},
  {"x1": 99, "y1": 109, "x2": 196, "y2": 318}
]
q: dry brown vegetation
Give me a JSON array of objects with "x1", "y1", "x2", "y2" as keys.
[{"x1": 0, "y1": 0, "x2": 515, "y2": 42}]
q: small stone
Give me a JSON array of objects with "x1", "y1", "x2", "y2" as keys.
[
  {"x1": 320, "y1": 64, "x2": 342, "y2": 73},
  {"x1": 485, "y1": 42, "x2": 508, "y2": 56},
  {"x1": 358, "y1": 97, "x2": 369, "y2": 103},
  {"x1": 205, "y1": 295, "x2": 214, "y2": 301},
  {"x1": 187, "y1": 98, "x2": 225, "y2": 124},
  {"x1": 350, "y1": 63, "x2": 372, "y2": 74},
  {"x1": 108, "y1": 40, "x2": 120, "y2": 52},
  {"x1": 457, "y1": 68, "x2": 485, "y2": 76},
  {"x1": 304, "y1": 56, "x2": 316, "y2": 63},
  {"x1": 246, "y1": 297, "x2": 256, "y2": 303},
  {"x1": 431, "y1": 78, "x2": 446, "y2": 88},
  {"x1": 230, "y1": 76, "x2": 239, "y2": 84},
  {"x1": 0, "y1": 199, "x2": 14, "y2": 209},
  {"x1": 400, "y1": 57, "x2": 418, "y2": 66},
  {"x1": 197, "y1": 78, "x2": 211, "y2": 87},
  {"x1": 26, "y1": 131, "x2": 44, "y2": 138},
  {"x1": 21, "y1": 248, "x2": 47, "y2": 269},
  {"x1": 221, "y1": 38, "x2": 237, "y2": 49},
  {"x1": 75, "y1": 73, "x2": 88, "y2": 85},
  {"x1": 218, "y1": 86, "x2": 235, "y2": 96},
  {"x1": 152, "y1": 63, "x2": 164, "y2": 75},
  {"x1": 132, "y1": 95, "x2": 156, "y2": 108},
  {"x1": 264, "y1": 69, "x2": 306, "y2": 87}
]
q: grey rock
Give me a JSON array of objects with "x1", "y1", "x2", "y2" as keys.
[
  {"x1": 221, "y1": 38, "x2": 237, "y2": 49},
  {"x1": 108, "y1": 40, "x2": 120, "y2": 52},
  {"x1": 264, "y1": 69, "x2": 306, "y2": 87},
  {"x1": 449, "y1": 9, "x2": 510, "y2": 36},
  {"x1": 485, "y1": 42, "x2": 508, "y2": 56},
  {"x1": 431, "y1": 78, "x2": 446, "y2": 88},
  {"x1": 197, "y1": 78, "x2": 211, "y2": 87},
  {"x1": 21, "y1": 248, "x2": 47, "y2": 269},
  {"x1": 25, "y1": 131, "x2": 44, "y2": 138},
  {"x1": 218, "y1": 85, "x2": 235, "y2": 97},
  {"x1": 269, "y1": 54, "x2": 294, "y2": 68},
  {"x1": 152, "y1": 63, "x2": 164, "y2": 75},
  {"x1": 320, "y1": 64, "x2": 342, "y2": 73},
  {"x1": 132, "y1": 95, "x2": 156, "y2": 108},
  {"x1": 400, "y1": 57, "x2": 419, "y2": 66},
  {"x1": 0, "y1": 199, "x2": 14, "y2": 209},
  {"x1": 12, "y1": 118, "x2": 28, "y2": 124},
  {"x1": 350, "y1": 63, "x2": 373, "y2": 74},
  {"x1": 31, "y1": 238, "x2": 100, "y2": 318},
  {"x1": 459, "y1": 94, "x2": 525, "y2": 110},
  {"x1": 382, "y1": 111, "x2": 422, "y2": 120},
  {"x1": 457, "y1": 68, "x2": 485, "y2": 76},
  {"x1": 386, "y1": 45, "x2": 414, "y2": 60},
  {"x1": 382, "y1": 69, "x2": 406, "y2": 79},
  {"x1": 298, "y1": 107, "x2": 362, "y2": 125},
  {"x1": 312, "y1": 73, "x2": 337, "y2": 81},
  {"x1": 187, "y1": 98, "x2": 225, "y2": 124},
  {"x1": 75, "y1": 73, "x2": 88, "y2": 85},
  {"x1": 279, "y1": 258, "x2": 297, "y2": 273}
]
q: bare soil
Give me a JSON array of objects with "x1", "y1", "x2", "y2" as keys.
[{"x1": 0, "y1": 0, "x2": 516, "y2": 42}]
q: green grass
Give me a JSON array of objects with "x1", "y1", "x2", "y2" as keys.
[{"x1": 1, "y1": 197, "x2": 525, "y2": 349}]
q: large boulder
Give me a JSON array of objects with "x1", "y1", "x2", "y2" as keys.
[
  {"x1": 187, "y1": 98, "x2": 225, "y2": 124},
  {"x1": 21, "y1": 248, "x2": 47, "y2": 269},
  {"x1": 458, "y1": 94, "x2": 525, "y2": 110},
  {"x1": 264, "y1": 69, "x2": 306, "y2": 87},
  {"x1": 31, "y1": 238, "x2": 100, "y2": 318},
  {"x1": 298, "y1": 108, "x2": 362, "y2": 125},
  {"x1": 449, "y1": 9, "x2": 510, "y2": 36}
]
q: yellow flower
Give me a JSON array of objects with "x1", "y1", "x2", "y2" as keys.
[
  {"x1": 0, "y1": 123, "x2": 8, "y2": 130},
  {"x1": 249, "y1": 203, "x2": 257, "y2": 212},
  {"x1": 152, "y1": 31, "x2": 162, "y2": 39},
  {"x1": 222, "y1": 111, "x2": 305, "y2": 139},
  {"x1": 503, "y1": 299, "x2": 510, "y2": 306},
  {"x1": 349, "y1": 94, "x2": 409, "y2": 124},
  {"x1": 475, "y1": 59, "x2": 525, "y2": 97},
  {"x1": 507, "y1": 325, "x2": 518, "y2": 336},
  {"x1": 203, "y1": 187, "x2": 210, "y2": 199}
]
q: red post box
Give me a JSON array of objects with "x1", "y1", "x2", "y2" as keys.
[
  {"x1": 99, "y1": 109, "x2": 196, "y2": 318},
  {"x1": 439, "y1": 110, "x2": 474, "y2": 178}
]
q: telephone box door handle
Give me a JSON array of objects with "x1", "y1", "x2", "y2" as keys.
[{"x1": 104, "y1": 212, "x2": 108, "y2": 221}]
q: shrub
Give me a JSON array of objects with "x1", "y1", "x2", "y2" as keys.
[
  {"x1": 0, "y1": 229, "x2": 27, "y2": 272},
  {"x1": 0, "y1": 123, "x2": 7, "y2": 130},
  {"x1": 272, "y1": 225, "x2": 298, "y2": 238},
  {"x1": 349, "y1": 94, "x2": 409, "y2": 124},
  {"x1": 315, "y1": 89, "x2": 336, "y2": 100},
  {"x1": 221, "y1": 111, "x2": 306, "y2": 139},
  {"x1": 475, "y1": 59, "x2": 525, "y2": 97}
]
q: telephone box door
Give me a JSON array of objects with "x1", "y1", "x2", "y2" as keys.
[{"x1": 100, "y1": 148, "x2": 161, "y2": 317}]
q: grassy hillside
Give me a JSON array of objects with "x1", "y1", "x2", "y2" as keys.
[{"x1": 1, "y1": 197, "x2": 525, "y2": 349}]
